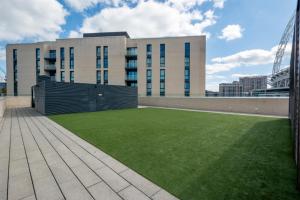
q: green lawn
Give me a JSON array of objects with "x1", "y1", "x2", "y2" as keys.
[{"x1": 49, "y1": 108, "x2": 300, "y2": 200}]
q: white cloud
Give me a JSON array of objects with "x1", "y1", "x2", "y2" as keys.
[
  {"x1": 212, "y1": 0, "x2": 225, "y2": 9},
  {"x1": 207, "y1": 74, "x2": 225, "y2": 79},
  {"x1": 207, "y1": 43, "x2": 292, "y2": 74},
  {"x1": 70, "y1": 0, "x2": 217, "y2": 38},
  {"x1": 64, "y1": 0, "x2": 130, "y2": 11},
  {"x1": 65, "y1": 0, "x2": 226, "y2": 12},
  {"x1": 219, "y1": 24, "x2": 244, "y2": 41},
  {"x1": 167, "y1": 0, "x2": 207, "y2": 11},
  {"x1": 0, "y1": 47, "x2": 6, "y2": 82},
  {"x1": 69, "y1": 30, "x2": 82, "y2": 38},
  {"x1": 0, "y1": 0, "x2": 68, "y2": 42}
]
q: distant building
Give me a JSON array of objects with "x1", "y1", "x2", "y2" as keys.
[
  {"x1": 0, "y1": 82, "x2": 6, "y2": 96},
  {"x1": 0, "y1": 82, "x2": 6, "y2": 89},
  {"x1": 219, "y1": 81, "x2": 243, "y2": 97},
  {"x1": 205, "y1": 90, "x2": 219, "y2": 97},
  {"x1": 270, "y1": 68, "x2": 289, "y2": 89},
  {"x1": 239, "y1": 76, "x2": 268, "y2": 94}
]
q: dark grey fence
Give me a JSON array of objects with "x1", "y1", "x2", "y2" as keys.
[
  {"x1": 33, "y1": 79, "x2": 137, "y2": 115},
  {"x1": 290, "y1": 0, "x2": 300, "y2": 189}
]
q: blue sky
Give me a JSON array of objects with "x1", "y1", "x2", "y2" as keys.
[{"x1": 0, "y1": 0, "x2": 296, "y2": 90}]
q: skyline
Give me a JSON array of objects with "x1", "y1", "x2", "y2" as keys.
[{"x1": 0, "y1": 0, "x2": 296, "y2": 91}]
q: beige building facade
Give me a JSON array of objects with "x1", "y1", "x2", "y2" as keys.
[{"x1": 6, "y1": 32, "x2": 206, "y2": 97}]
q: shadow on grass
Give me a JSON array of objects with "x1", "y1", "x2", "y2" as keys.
[{"x1": 178, "y1": 119, "x2": 299, "y2": 200}]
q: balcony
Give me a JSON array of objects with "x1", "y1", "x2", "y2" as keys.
[
  {"x1": 44, "y1": 54, "x2": 56, "y2": 61},
  {"x1": 125, "y1": 63, "x2": 137, "y2": 70},
  {"x1": 126, "y1": 75, "x2": 137, "y2": 82},
  {"x1": 126, "y1": 48, "x2": 137, "y2": 58},
  {"x1": 44, "y1": 64, "x2": 56, "y2": 71}
]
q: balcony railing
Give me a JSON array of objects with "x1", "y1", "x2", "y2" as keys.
[
  {"x1": 126, "y1": 63, "x2": 137, "y2": 69},
  {"x1": 126, "y1": 75, "x2": 137, "y2": 81},
  {"x1": 126, "y1": 48, "x2": 137, "y2": 58},
  {"x1": 44, "y1": 54, "x2": 56, "y2": 61},
  {"x1": 44, "y1": 64, "x2": 56, "y2": 71}
]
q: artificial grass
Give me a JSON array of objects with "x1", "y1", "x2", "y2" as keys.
[{"x1": 49, "y1": 108, "x2": 300, "y2": 200}]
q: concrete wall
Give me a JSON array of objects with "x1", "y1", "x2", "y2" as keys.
[
  {"x1": 5, "y1": 96, "x2": 31, "y2": 108},
  {"x1": 0, "y1": 96, "x2": 31, "y2": 118},
  {"x1": 0, "y1": 97, "x2": 5, "y2": 118},
  {"x1": 139, "y1": 97, "x2": 289, "y2": 116}
]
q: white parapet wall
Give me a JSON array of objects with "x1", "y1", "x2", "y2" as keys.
[
  {"x1": 0, "y1": 97, "x2": 5, "y2": 118},
  {"x1": 0, "y1": 96, "x2": 32, "y2": 118},
  {"x1": 5, "y1": 96, "x2": 31, "y2": 109},
  {"x1": 139, "y1": 96, "x2": 289, "y2": 116}
]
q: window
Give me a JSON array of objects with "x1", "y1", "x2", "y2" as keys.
[
  {"x1": 61, "y1": 71, "x2": 65, "y2": 82},
  {"x1": 103, "y1": 46, "x2": 108, "y2": 68},
  {"x1": 160, "y1": 69, "x2": 165, "y2": 96},
  {"x1": 60, "y1": 48, "x2": 65, "y2": 69},
  {"x1": 103, "y1": 70, "x2": 108, "y2": 85},
  {"x1": 70, "y1": 47, "x2": 74, "y2": 69},
  {"x1": 96, "y1": 46, "x2": 101, "y2": 68},
  {"x1": 96, "y1": 70, "x2": 101, "y2": 84},
  {"x1": 125, "y1": 47, "x2": 138, "y2": 87},
  {"x1": 36, "y1": 48, "x2": 40, "y2": 79},
  {"x1": 60, "y1": 47, "x2": 65, "y2": 58},
  {"x1": 185, "y1": 42, "x2": 190, "y2": 57},
  {"x1": 96, "y1": 58, "x2": 101, "y2": 68},
  {"x1": 184, "y1": 82, "x2": 190, "y2": 96},
  {"x1": 146, "y1": 44, "x2": 152, "y2": 68},
  {"x1": 146, "y1": 44, "x2": 152, "y2": 54},
  {"x1": 147, "y1": 83, "x2": 152, "y2": 96},
  {"x1": 96, "y1": 46, "x2": 101, "y2": 56},
  {"x1": 36, "y1": 48, "x2": 40, "y2": 59},
  {"x1": 36, "y1": 60, "x2": 40, "y2": 70},
  {"x1": 13, "y1": 49, "x2": 18, "y2": 96},
  {"x1": 184, "y1": 42, "x2": 190, "y2": 96},
  {"x1": 160, "y1": 82, "x2": 165, "y2": 96},
  {"x1": 127, "y1": 60, "x2": 137, "y2": 69},
  {"x1": 49, "y1": 50, "x2": 56, "y2": 59},
  {"x1": 160, "y1": 69, "x2": 165, "y2": 80},
  {"x1": 185, "y1": 69, "x2": 190, "y2": 80},
  {"x1": 70, "y1": 71, "x2": 74, "y2": 83},
  {"x1": 127, "y1": 71, "x2": 137, "y2": 81},
  {"x1": 146, "y1": 69, "x2": 152, "y2": 96},
  {"x1": 147, "y1": 69, "x2": 152, "y2": 81},
  {"x1": 160, "y1": 44, "x2": 165, "y2": 68},
  {"x1": 127, "y1": 47, "x2": 137, "y2": 56}
]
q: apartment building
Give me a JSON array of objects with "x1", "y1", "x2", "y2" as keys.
[
  {"x1": 6, "y1": 32, "x2": 206, "y2": 97},
  {"x1": 239, "y1": 76, "x2": 268, "y2": 93},
  {"x1": 219, "y1": 81, "x2": 243, "y2": 97}
]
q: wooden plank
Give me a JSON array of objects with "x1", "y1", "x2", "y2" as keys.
[
  {"x1": 20, "y1": 109, "x2": 93, "y2": 200},
  {"x1": 0, "y1": 110, "x2": 12, "y2": 200},
  {"x1": 17, "y1": 108, "x2": 64, "y2": 200},
  {"x1": 8, "y1": 109, "x2": 35, "y2": 200}
]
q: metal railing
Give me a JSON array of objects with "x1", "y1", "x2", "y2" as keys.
[{"x1": 44, "y1": 64, "x2": 56, "y2": 70}]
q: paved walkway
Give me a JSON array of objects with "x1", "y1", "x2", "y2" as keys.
[
  {"x1": 141, "y1": 106, "x2": 288, "y2": 118},
  {"x1": 0, "y1": 108, "x2": 178, "y2": 200}
]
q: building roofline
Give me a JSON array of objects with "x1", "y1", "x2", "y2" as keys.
[
  {"x1": 6, "y1": 41, "x2": 54, "y2": 47},
  {"x1": 83, "y1": 32, "x2": 130, "y2": 38},
  {"x1": 130, "y1": 35, "x2": 206, "y2": 40},
  {"x1": 6, "y1": 33, "x2": 206, "y2": 47}
]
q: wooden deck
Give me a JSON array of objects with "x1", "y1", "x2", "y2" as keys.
[{"x1": 0, "y1": 108, "x2": 178, "y2": 200}]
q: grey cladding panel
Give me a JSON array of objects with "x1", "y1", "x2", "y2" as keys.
[{"x1": 33, "y1": 79, "x2": 137, "y2": 115}]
